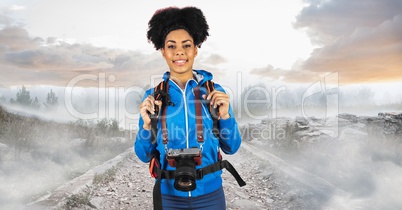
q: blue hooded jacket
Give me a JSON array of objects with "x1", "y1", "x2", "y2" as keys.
[{"x1": 134, "y1": 69, "x2": 242, "y2": 198}]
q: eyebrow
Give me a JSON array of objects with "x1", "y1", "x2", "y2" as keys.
[{"x1": 165, "y1": 39, "x2": 193, "y2": 44}]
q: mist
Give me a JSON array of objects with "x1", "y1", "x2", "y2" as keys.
[
  {"x1": 0, "y1": 103, "x2": 133, "y2": 209},
  {"x1": 237, "y1": 81, "x2": 402, "y2": 209},
  {"x1": 0, "y1": 84, "x2": 143, "y2": 130},
  {"x1": 1, "y1": 81, "x2": 402, "y2": 209},
  {"x1": 1, "y1": 80, "x2": 401, "y2": 127}
]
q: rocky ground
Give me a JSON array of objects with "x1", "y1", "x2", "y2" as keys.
[
  {"x1": 26, "y1": 112, "x2": 402, "y2": 210},
  {"x1": 28, "y1": 144, "x2": 325, "y2": 210},
  {"x1": 63, "y1": 146, "x2": 321, "y2": 210}
]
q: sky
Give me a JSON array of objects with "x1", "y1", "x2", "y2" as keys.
[
  {"x1": 1, "y1": 0, "x2": 400, "y2": 87},
  {"x1": 0, "y1": 0, "x2": 402, "y2": 123}
]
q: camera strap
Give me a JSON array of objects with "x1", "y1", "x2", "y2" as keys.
[
  {"x1": 150, "y1": 160, "x2": 246, "y2": 210},
  {"x1": 150, "y1": 155, "x2": 246, "y2": 186}
]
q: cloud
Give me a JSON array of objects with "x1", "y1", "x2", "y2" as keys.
[
  {"x1": 0, "y1": 23, "x2": 166, "y2": 88},
  {"x1": 0, "y1": 13, "x2": 13, "y2": 26},
  {"x1": 200, "y1": 54, "x2": 227, "y2": 65},
  {"x1": 0, "y1": 27, "x2": 41, "y2": 51},
  {"x1": 301, "y1": 15, "x2": 402, "y2": 83},
  {"x1": 0, "y1": 4, "x2": 26, "y2": 26},
  {"x1": 251, "y1": 0, "x2": 402, "y2": 84},
  {"x1": 0, "y1": 13, "x2": 228, "y2": 89},
  {"x1": 294, "y1": 0, "x2": 402, "y2": 45},
  {"x1": 9, "y1": 5, "x2": 26, "y2": 11},
  {"x1": 250, "y1": 64, "x2": 321, "y2": 83}
]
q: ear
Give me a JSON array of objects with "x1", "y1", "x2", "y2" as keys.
[
  {"x1": 161, "y1": 48, "x2": 166, "y2": 59},
  {"x1": 195, "y1": 47, "x2": 198, "y2": 57}
]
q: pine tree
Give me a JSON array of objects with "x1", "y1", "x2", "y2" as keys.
[
  {"x1": 10, "y1": 86, "x2": 41, "y2": 109},
  {"x1": 0, "y1": 95, "x2": 6, "y2": 104},
  {"x1": 10, "y1": 86, "x2": 32, "y2": 106},
  {"x1": 32, "y1": 97, "x2": 40, "y2": 110},
  {"x1": 43, "y1": 89, "x2": 59, "y2": 111}
]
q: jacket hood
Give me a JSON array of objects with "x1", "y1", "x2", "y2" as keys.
[{"x1": 162, "y1": 69, "x2": 213, "y2": 86}]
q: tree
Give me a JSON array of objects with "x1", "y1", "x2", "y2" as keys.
[
  {"x1": 10, "y1": 86, "x2": 41, "y2": 109},
  {"x1": 240, "y1": 83, "x2": 271, "y2": 117},
  {"x1": 0, "y1": 95, "x2": 6, "y2": 104},
  {"x1": 11, "y1": 85, "x2": 32, "y2": 106},
  {"x1": 95, "y1": 118, "x2": 120, "y2": 136},
  {"x1": 31, "y1": 97, "x2": 40, "y2": 110},
  {"x1": 43, "y1": 89, "x2": 59, "y2": 111},
  {"x1": 356, "y1": 87, "x2": 375, "y2": 106}
]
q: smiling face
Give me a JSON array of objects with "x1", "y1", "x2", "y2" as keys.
[{"x1": 161, "y1": 29, "x2": 198, "y2": 81}]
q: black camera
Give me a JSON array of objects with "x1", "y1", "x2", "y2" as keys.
[{"x1": 166, "y1": 148, "x2": 202, "y2": 191}]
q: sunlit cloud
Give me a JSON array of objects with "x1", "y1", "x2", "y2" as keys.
[
  {"x1": 9, "y1": 5, "x2": 26, "y2": 11},
  {"x1": 251, "y1": 0, "x2": 402, "y2": 84},
  {"x1": 0, "y1": 23, "x2": 168, "y2": 87}
]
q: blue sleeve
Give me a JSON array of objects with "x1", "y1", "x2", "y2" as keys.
[
  {"x1": 134, "y1": 89, "x2": 157, "y2": 163},
  {"x1": 215, "y1": 84, "x2": 242, "y2": 155}
]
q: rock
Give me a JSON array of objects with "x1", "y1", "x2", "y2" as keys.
[
  {"x1": 234, "y1": 190, "x2": 249, "y2": 199},
  {"x1": 338, "y1": 113, "x2": 358, "y2": 123},
  {"x1": 0, "y1": 142, "x2": 8, "y2": 149},
  {"x1": 336, "y1": 117, "x2": 351, "y2": 127},
  {"x1": 295, "y1": 116, "x2": 309, "y2": 125},
  {"x1": 376, "y1": 112, "x2": 402, "y2": 136},
  {"x1": 261, "y1": 171, "x2": 273, "y2": 180},
  {"x1": 283, "y1": 189, "x2": 300, "y2": 203},
  {"x1": 90, "y1": 197, "x2": 103, "y2": 209},
  {"x1": 378, "y1": 112, "x2": 402, "y2": 119}
]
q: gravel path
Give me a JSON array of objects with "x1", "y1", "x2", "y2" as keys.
[{"x1": 66, "y1": 145, "x2": 322, "y2": 210}]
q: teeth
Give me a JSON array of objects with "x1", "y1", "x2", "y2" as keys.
[{"x1": 175, "y1": 60, "x2": 186, "y2": 64}]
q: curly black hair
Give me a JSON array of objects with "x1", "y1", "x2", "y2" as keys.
[{"x1": 147, "y1": 6, "x2": 210, "y2": 50}]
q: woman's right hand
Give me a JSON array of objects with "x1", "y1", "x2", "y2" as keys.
[{"x1": 139, "y1": 95, "x2": 161, "y2": 130}]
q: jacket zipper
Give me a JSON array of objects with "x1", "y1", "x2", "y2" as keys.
[{"x1": 169, "y1": 78, "x2": 199, "y2": 197}]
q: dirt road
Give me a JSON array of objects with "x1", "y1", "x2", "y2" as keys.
[{"x1": 47, "y1": 145, "x2": 324, "y2": 210}]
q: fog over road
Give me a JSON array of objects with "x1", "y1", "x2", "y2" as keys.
[{"x1": 25, "y1": 112, "x2": 402, "y2": 210}]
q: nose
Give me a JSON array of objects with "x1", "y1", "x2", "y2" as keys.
[
  {"x1": 175, "y1": 48, "x2": 184, "y2": 56},
  {"x1": 175, "y1": 51, "x2": 184, "y2": 56}
]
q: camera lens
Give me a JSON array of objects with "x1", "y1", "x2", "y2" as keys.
[{"x1": 174, "y1": 157, "x2": 197, "y2": 191}]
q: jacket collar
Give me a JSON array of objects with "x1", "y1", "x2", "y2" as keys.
[{"x1": 162, "y1": 69, "x2": 213, "y2": 86}]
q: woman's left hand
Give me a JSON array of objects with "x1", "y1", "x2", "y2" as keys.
[{"x1": 205, "y1": 90, "x2": 231, "y2": 120}]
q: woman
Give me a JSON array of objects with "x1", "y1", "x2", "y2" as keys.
[{"x1": 135, "y1": 6, "x2": 242, "y2": 210}]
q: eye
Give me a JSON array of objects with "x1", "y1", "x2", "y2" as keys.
[
  {"x1": 184, "y1": 44, "x2": 192, "y2": 48},
  {"x1": 167, "y1": 44, "x2": 175, "y2": 49}
]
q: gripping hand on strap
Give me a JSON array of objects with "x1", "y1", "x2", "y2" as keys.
[
  {"x1": 139, "y1": 95, "x2": 162, "y2": 131},
  {"x1": 204, "y1": 90, "x2": 231, "y2": 120}
]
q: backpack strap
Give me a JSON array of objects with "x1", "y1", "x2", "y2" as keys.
[
  {"x1": 194, "y1": 86, "x2": 204, "y2": 143},
  {"x1": 203, "y1": 81, "x2": 233, "y2": 153},
  {"x1": 152, "y1": 79, "x2": 208, "y2": 145},
  {"x1": 151, "y1": 78, "x2": 236, "y2": 158},
  {"x1": 149, "y1": 150, "x2": 163, "y2": 210},
  {"x1": 204, "y1": 81, "x2": 220, "y2": 139},
  {"x1": 150, "y1": 79, "x2": 173, "y2": 144}
]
